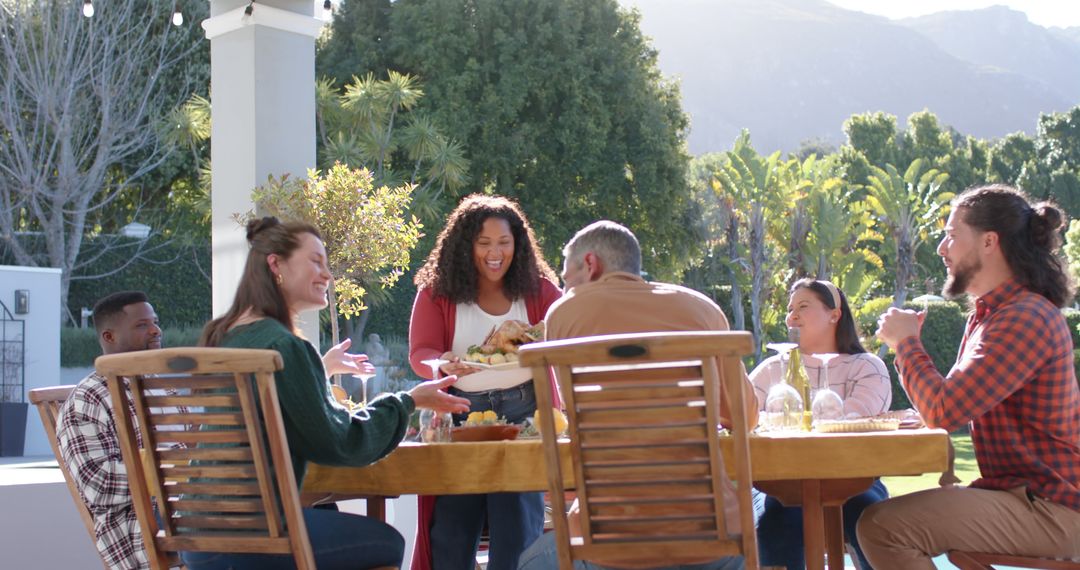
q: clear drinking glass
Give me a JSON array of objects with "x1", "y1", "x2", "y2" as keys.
[
  {"x1": 810, "y1": 353, "x2": 844, "y2": 422},
  {"x1": 419, "y1": 357, "x2": 454, "y2": 442},
  {"x1": 764, "y1": 342, "x2": 802, "y2": 430},
  {"x1": 419, "y1": 408, "x2": 453, "y2": 442},
  {"x1": 351, "y1": 371, "x2": 376, "y2": 408}
]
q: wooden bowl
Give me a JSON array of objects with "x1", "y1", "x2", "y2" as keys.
[{"x1": 451, "y1": 424, "x2": 521, "y2": 442}]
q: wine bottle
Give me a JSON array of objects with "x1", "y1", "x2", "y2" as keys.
[{"x1": 787, "y1": 328, "x2": 813, "y2": 431}]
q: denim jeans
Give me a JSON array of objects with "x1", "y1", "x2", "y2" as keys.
[
  {"x1": 432, "y1": 382, "x2": 543, "y2": 570},
  {"x1": 757, "y1": 478, "x2": 888, "y2": 570},
  {"x1": 180, "y1": 508, "x2": 404, "y2": 570}
]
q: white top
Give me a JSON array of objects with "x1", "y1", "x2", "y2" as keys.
[
  {"x1": 749, "y1": 352, "x2": 892, "y2": 417},
  {"x1": 451, "y1": 300, "x2": 532, "y2": 392}
]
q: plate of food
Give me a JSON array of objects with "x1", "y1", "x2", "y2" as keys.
[
  {"x1": 462, "y1": 320, "x2": 544, "y2": 369},
  {"x1": 451, "y1": 424, "x2": 521, "y2": 442},
  {"x1": 451, "y1": 411, "x2": 522, "y2": 442},
  {"x1": 460, "y1": 359, "x2": 521, "y2": 371}
]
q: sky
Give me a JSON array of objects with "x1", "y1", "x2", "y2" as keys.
[{"x1": 826, "y1": 0, "x2": 1080, "y2": 28}]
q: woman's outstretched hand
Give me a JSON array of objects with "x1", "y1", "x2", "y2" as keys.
[
  {"x1": 322, "y1": 338, "x2": 375, "y2": 378},
  {"x1": 410, "y1": 376, "x2": 471, "y2": 414}
]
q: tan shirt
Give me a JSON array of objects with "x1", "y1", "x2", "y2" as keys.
[
  {"x1": 544, "y1": 271, "x2": 756, "y2": 538},
  {"x1": 547, "y1": 272, "x2": 731, "y2": 339}
]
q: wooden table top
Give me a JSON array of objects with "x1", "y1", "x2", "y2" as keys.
[{"x1": 303, "y1": 428, "x2": 949, "y2": 496}]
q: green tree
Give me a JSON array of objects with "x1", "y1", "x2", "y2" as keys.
[
  {"x1": 316, "y1": 0, "x2": 393, "y2": 83},
  {"x1": 898, "y1": 110, "x2": 954, "y2": 168},
  {"x1": 321, "y1": 0, "x2": 696, "y2": 279},
  {"x1": 1064, "y1": 220, "x2": 1080, "y2": 287},
  {"x1": 987, "y1": 132, "x2": 1036, "y2": 185},
  {"x1": 316, "y1": 71, "x2": 470, "y2": 222},
  {"x1": 1035, "y1": 106, "x2": 1080, "y2": 172},
  {"x1": 864, "y1": 160, "x2": 952, "y2": 310},
  {"x1": 712, "y1": 132, "x2": 789, "y2": 361},
  {"x1": 843, "y1": 111, "x2": 899, "y2": 168},
  {"x1": 0, "y1": 0, "x2": 206, "y2": 322},
  {"x1": 246, "y1": 164, "x2": 423, "y2": 346},
  {"x1": 788, "y1": 155, "x2": 882, "y2": 303}
]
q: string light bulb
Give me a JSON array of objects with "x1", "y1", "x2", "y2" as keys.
[
  {"x1": 82, "y1": 0, "x2": 94, "y2": 18},
  {"x1": 172, "y1": 10, "x2": 183, "y2": 26},
  {"x1": 323, "y1": 0, "x2": 333, "y2": 19}
]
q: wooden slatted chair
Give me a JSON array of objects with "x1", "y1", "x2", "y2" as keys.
[
  {"x1": 948, "y1": 551, "x2": 1080, "y2": 570},
  {"x1": 95, "y1": 347, "x2": 320, "y2": 570},
  {"x1": 29, "y1": 385, "x2": 108, "y2": 570},
  {"x1": 520, "y1": 331, "x2": 759, "y2": 570}
]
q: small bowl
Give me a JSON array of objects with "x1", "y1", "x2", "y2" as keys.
[{"x1": 451, "y1": 424, "x2": 521, "y2": 442}]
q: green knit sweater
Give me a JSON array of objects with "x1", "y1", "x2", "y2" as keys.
[{"x1": 221, "y1": 319, "x2": 415, "y2": 485}]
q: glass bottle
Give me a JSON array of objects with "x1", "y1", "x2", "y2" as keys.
[{"x1": 786, "y1": 329, "x2": 813, "y2": 431}]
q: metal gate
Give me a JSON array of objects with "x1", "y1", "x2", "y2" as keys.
[{"x1": 0, "y1": 300, "x2": 24, "y2": 403}]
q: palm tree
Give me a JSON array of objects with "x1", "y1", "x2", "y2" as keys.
[
  {"x1": 864, "y1": 159, "x2": 951, "y2": 309},
  {"x1": 712, "y1": 131, "x2": 789, "y2": 361},
  {"x1": 794, "y1": 156, "x2": 882, "y2": 302}
]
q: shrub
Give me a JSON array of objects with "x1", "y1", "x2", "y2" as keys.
[
  {"x1": 873, "y1": 300, "x2": 968, "y2": 410},
  {"x1": 61, "y1": 326, "x2": 205, "y2": 367},
  {"x1": 853, "y1": 296, "x2": 895, "y2": 349},
  {"x1": 1063, "y1": 307, "x2": 1080, "y2": 348}
]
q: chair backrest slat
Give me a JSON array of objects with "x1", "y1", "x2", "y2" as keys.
[
  {"x1": 520, "y1": 331, "x2": 759, "y2": 570},
  {"x1": 28, "y1": 386, "x2": 109, "y2": 570},
  {"x1": 97, "y1": 347, "x2": 316, "y2": 570}
]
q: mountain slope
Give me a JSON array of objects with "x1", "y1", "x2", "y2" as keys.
[
  {"x1": 621, "y1": 0, "x2": 1074, "y2": 154},
  {"x1": 899, "y1": 6, "x2": 1080, "y2": 103}
]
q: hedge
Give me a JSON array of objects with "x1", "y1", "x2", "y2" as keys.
[
  {"x1": 61, "y1": 326, "x2": 204, "y2": 367},
  {"x1": 2, "y1": 235, "x2": 212, "y2": 328}
]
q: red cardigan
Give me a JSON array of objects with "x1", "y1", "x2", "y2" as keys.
[{"x1": 407, "y1": 278, "x2": 562, "y2": 570}]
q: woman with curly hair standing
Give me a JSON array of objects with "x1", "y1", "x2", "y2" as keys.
[{"x1": 409, "y1": 194, "x2": 561, "y2": 570}]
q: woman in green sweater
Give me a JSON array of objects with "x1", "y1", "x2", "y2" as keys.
[{"x1": 185, "y1": 217, "x2": 470, "y2": 570}]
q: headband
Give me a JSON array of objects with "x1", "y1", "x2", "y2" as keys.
[{"x1": 818, "y1": 280, "x2": 842, "y2": 309}]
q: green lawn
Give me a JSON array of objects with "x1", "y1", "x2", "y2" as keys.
[{"x1": 882, "y1": 433, "x2": 975, "y2": 497}]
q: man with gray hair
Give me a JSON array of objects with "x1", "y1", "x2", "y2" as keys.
[{"x1": 518, "y1": 221, "x2": 759, "y2": 570}]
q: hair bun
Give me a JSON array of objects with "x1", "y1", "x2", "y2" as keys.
[
  {"x1": 246, "y1": 216, "x2": 281, "y2": 243},
  {"x1": 1030, "y1": 203, "x2": 1064, "y2": 249}
]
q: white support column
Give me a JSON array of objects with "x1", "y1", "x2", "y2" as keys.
[{"x1": 203, "y1": 0, "x2": 324, "y2": 341}]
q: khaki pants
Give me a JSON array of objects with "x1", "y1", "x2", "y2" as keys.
[{"x1": 856, "y1": 486, "x2": 1080, "y2": 570}]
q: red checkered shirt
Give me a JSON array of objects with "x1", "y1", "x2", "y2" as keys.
[{"x1": 895, "y1": 279, "x2": 1080, "y2": 512}]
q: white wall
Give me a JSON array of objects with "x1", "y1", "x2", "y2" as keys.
[{"x1": 0, "y1": 265, "x2": 61, "y2": 456}]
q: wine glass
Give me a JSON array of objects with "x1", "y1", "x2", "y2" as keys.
[
  {"x1": 810, "y1": 353, "x2": 844, "y2": 422},
  {"x1": 763, "y1": 342, "x2": 802, "y2": 430},
  {"x1": 420, "y1": 357, "x2": 449, "y2": 380},
  {"x1": 351, "y1": 370, "x2": 376, "y2": 408},
  {"x1": 418, "y1": 357, "x2": 453, "y2": 442}
]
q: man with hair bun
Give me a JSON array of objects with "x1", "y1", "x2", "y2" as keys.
[{"x1": 864, "y1": 184, "x2": 1080, "y2": 568}]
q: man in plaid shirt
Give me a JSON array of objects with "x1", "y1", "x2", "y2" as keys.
[
  {"x1": 862, "y1": 185, "x2": 1080, "y2": 568},
  {"x1": 57, "y1": 291, "x2": 163, "y2": 570}
]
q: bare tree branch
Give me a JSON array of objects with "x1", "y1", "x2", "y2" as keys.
[{"x1": 0, "y1": 0, "x2": 202, "y2": 320}]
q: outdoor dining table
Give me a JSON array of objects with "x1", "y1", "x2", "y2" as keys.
[{"x1": 304, "y1": 427, "x2": 949, "y2": 570}]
